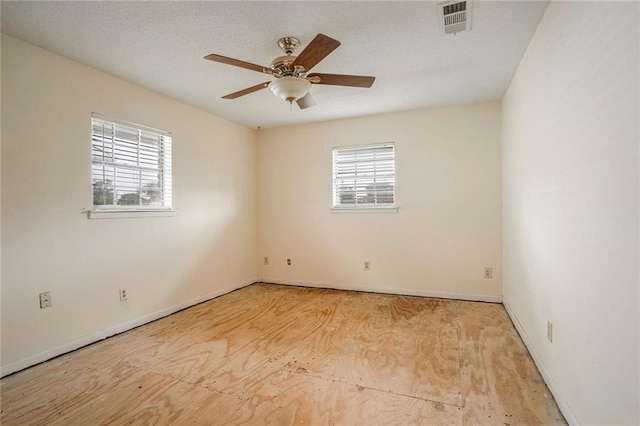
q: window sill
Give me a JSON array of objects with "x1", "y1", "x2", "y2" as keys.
[
  {"x1": 331, "y1": 206, "x2": 398, "y2": 214},
  {"x1": 88, "y1": 209, "x2": 176, "y2": 219}
]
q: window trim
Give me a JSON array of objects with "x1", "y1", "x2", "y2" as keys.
[
  {"x1": 88, "y1": 209, "x2": 176, "y2": 219},
  {"x1": 89, "y1": 113, "x2": 173, "y2": 217},
  {"x1": 331, "y1": 142, "x2": 397, "y2": 211},
  {"x1": 92, "y1": 113, "x2": 171, "y2": 138},
  {"x1": 330, "y1": 206, "x2": 398, "y2": 213}
]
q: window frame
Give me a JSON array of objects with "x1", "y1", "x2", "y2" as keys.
[
  {"x1": 331, "y1": 142, "x2": 397, "y2": 212},
  {"x1": 89, "y1": 113, "x2": 174, "y2": 218}
]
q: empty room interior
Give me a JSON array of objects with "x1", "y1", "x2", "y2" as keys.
[{"x1": 1, "y1": 1, "x2": 638, "y2": 425}]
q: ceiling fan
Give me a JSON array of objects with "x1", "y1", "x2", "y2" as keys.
[{"x1": 204, "y1": 34, "x2": 375, "y2": 109}]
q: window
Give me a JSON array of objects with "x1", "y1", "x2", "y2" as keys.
[
  {"x1": 332, "y1": 143, "x2": 396, "y2": 208},
  {"x1": 91, "y1": 114, "x2": 172, "y2": 211}
]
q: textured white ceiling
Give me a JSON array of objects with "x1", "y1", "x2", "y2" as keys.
[{"x1": 1, "y1": 1, "x2": 548, "y2": 129}]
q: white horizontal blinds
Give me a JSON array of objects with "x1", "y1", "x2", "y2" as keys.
[
  {"x1": 333, "y1": 143, "x2": 395, "y2": 207},
  {"x1": 92, "y1": 114, "x2": 172, "y2": 210}
]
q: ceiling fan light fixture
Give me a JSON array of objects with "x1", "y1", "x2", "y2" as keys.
[{"x1": 269, "y1": 76, "x2": 311, "y2": 104}]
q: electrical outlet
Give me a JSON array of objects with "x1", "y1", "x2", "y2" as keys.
[
  {"x1": 120, "y1": 289, "x2": 128, "y2": 301},
  {"x1": 363, "y1": 260, "x2": 371, "y2": 271},
  {"x1": 484, "y1": 267, "x2": 493, "y2": 278},
  {"x1": 287, "y1": 258, "x2": 292, "y2": 266},
  {"x1": 39, "y1": 291, "x2": 52, "y2": 309},
  {"x1": 264, "y1": 256, "x2": 269, "y2": 265},
  {"x1": 547, "y1": 321, "x2": 553, "y2": 343}
]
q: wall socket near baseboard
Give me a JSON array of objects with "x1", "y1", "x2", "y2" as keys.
[
  {"x1": 264, "y1": 256, "x2": 269, "y2": 265},
  {"x1": 363, "y1": 260, "x2": 371, "y2": 271},
  {"x1": 39, "y1": 291, "x2": 52, "y2": 309},
  {"x1": 119, "y1": 289, "x2": 128, "y2": 301},
  {"x1": 484, "y1": 267, "x2": 493, "y2": 278},
  {"x1": 547, "y1": 320, "x2": 553, "y2": 343},
  {"x1": 287, "y1": 258, "x2": 292, "y2": 266}
]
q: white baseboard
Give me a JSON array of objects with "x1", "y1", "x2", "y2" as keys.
[
  {"x1": 1, "y1": 279, "x2": 256, "y2": 378},
  {"x1": 259, "y1": 278, "x2": 503, "y2": 303},
  {"x1": 503, "y1": 300, "x2": 578, "y2": 426}
]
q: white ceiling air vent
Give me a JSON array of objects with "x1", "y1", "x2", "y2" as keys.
[{"x1": 438, "y1": 0, "x2": 473, "y2": 35}]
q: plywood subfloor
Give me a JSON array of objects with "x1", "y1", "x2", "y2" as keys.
[{"x1": 1, "y1": 283, "x2": 566, "y2": 425}]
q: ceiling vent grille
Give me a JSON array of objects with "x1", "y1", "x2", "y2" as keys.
[{"x1": 438, "y1": 0, "x2": 473, "y2": 35}]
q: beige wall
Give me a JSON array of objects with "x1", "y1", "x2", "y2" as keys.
[
  {"x1": 257, "y1": 103, "x2": 502, "y2": 300},
  {"x1": 502, "y1": 2, "x2": 639, "y2": 424},
  {"x1": 1, "y1": 35, "x2": 257, "y2": 373}
]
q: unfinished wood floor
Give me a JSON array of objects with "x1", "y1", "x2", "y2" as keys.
[{"x1": 1, "y1": 283, "x2": 566, "y2": 425}]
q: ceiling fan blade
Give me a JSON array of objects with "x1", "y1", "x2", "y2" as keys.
[
  {"x1": 308, "y1": 73, "x2": 375, "y2": 88},
  {"x1": 296, "y1": 92, "x2": 316, "y2": 110},
  {"x1": 204, "y1": 54, "x2": 268, "y2": 74},
  {"x1": 292, "y1": 34, "x2": 341, "y2": 72},
  {"x1": 222, "y1": 82, "x2": 271, "y2": 99}
]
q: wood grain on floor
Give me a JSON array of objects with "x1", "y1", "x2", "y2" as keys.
[{"x1": 0, "y1": 283, "x2": 566, "y2": 425}]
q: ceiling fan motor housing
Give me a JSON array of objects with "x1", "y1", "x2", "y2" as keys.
[
  {"x1": 271, "y1": 37, "x2": 307, "y2": 77},
  {"x1": 271, "y1": 55, "x2": 298, "y2": 76}
]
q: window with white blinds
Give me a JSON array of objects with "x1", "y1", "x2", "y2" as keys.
[
  {"x1": 91, "y1": 114, "x2": 172, "y2": 210},
  {"x1": 332, "y1": 143, "x2": 395, "y2": 208}
]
